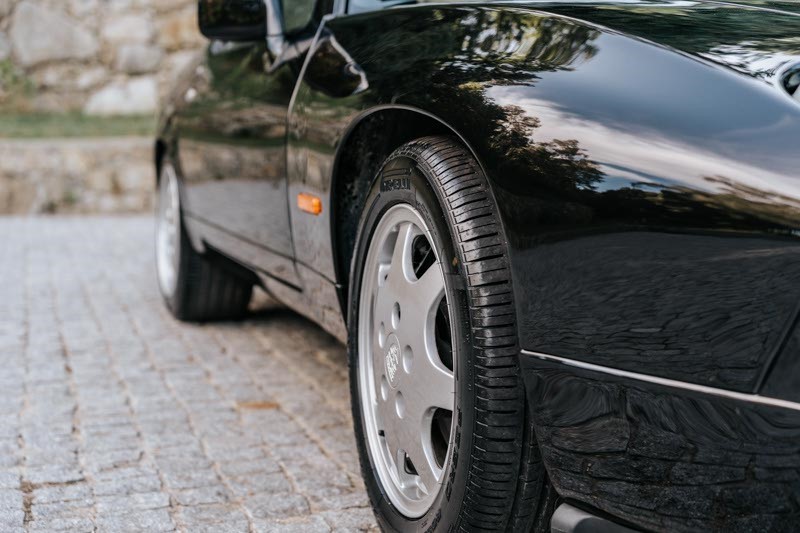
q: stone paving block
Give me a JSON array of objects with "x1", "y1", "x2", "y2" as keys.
[
  {"x1": 323, "y1": 507, "x2": 381, "y2": 532},
  {"x1": 95, "y1": 491, "x2": 170, "y2": 514},
  {"x1": 93, "y1": 475, "x2": 163, "y2": 497},
  {"x1": 30, "y1": 500, "x2": 93, "y2": 521},
  {"x1": 161, "y1": 467, "x2": 221, "y2": 491},
  {"x1": 28, "y1": 517, "x2": 94, "y2": 532},
  {"x1": 179, "y1": 502, "x2": 248, "y2": 525},
  {"x1": 24, "y1": 466, "x2": 85, "y2": 486},
  {"x1": 33, "y1": 483, "x2": 92, "y2": 504},
  {"x1": 255, "y1": 514, "x2": 332, "y2": 533},
  {"x1": 245, "y1": 492, "x2": 310, "y2": 520},
  {"x1": 93, "y1": 465, "x2": 159, "y2": 482},
  {"x1": 83, "y1": 448, "x2": 145, "y2": 474},
  {"x1": 173, "y1": 486, "x2": 231, "y2": 506},
  {"x1": 0, "y1": 489, "x2": 22, "y2": 513},
  {"x1": 227, "y1": 472, "x2": 293, "y2": 499},
  {"x1": 217, "y1": 457, "x2": 281, "y2": 478},
  {"x1": 0, "y1": 511, "x2": 25, "y2": 530},
  {"x1": 307, "y1": 490, "x2": 370, "y2": 514},
  {"x1": 180, "y1": 521, "x2": 250, "y2": 533},
  {"x1": 95, "y1": 508, "x2": 176, "y2": 532},
  {"x1": 0, "y1": 440, "x2": 20, "y2": 468},
  {"x1": 203, "y1": 437, "x2": 266, "y2": 460},
  {"x1": 149, "y1": 443, "x2": 207, "y2": 461},
  {"x1": 0, "y1": 216, "x2": 375, "y2": 531},
  {"x1": 0, "y1": 470, "x2": 20, "y2": 490}
]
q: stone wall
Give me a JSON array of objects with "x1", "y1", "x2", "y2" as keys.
[
  {"x1": 0, "y1": 138, "x2": 154, "y2": 213},
  {"x1": 0, "y1": 0, "x2": 204, "y2": 114},
  {"x1": 0, "y1": 0, "x2": 208, "y2": 214}
]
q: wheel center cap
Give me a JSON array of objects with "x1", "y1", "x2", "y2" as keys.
[{"x1": 385, "y1": 336, "x2": 401, "y2": 389}]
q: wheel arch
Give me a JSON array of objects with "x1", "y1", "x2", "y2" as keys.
[{"x1": 329, "y1": 105, "x2": 490, "y2": 322}]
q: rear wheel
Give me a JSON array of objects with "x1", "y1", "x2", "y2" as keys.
[
  {"x1": 155, "y1": 161, "x2": 252, "y2": 321},
  {"x1": 348, "y1": 136, "x2": 549, "y2": 531}
]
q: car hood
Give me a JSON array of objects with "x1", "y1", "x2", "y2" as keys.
[{"x1": 517, "y1": 0, "x2": 800, "y2": 89}]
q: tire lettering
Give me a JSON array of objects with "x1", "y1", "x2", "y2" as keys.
[
  {"x1": 423, "y1": 509, "x2": 441, "y2": 533},
  {"x1": 380, "y1": 177, "x2": 410, "y2": 192}
]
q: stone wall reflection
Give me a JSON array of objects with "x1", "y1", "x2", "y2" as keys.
[{"x1": 525, "y1": 364, "x2": 800, "y2": 532}]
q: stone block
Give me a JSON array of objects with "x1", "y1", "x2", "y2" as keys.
[
  {"x1": 157, "y1": 6, "x2": 203, "y2": 51},
  {"x1": 84, "y1": 76, "x2": 158, "y2": 115},
  {"x1": 115, "y1": 44, "x2": 163, "y2": 74},
  {"x1": 101, "y1": 13, "x2": 155, "y2": 45},
  {"x1": 0, "y1": 0, "x2": 13, "y2": 18},
  {"x1": 10, "y1": 2, "x2": 98, "y2": 67},
  {"x1": 0, "y1": 32, "x2": 10, "y2": 61}
]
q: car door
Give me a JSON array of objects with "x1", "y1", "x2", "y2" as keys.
[{"x1": 175, "y1": 0, "x2": 324, "y2": 285}]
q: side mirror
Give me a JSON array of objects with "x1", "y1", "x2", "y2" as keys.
[
  {"x1": 198, "y1": 0, "x2": 268, "y2": 42},
  {"x1": 198, "y1": 0, "x2": 311, "y2": 74},
  {"x1": 198, "y1": 0, "x2": 288, "y2": 68}
]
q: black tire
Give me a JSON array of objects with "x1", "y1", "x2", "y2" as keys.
[
  {"x1": 156, "y1": 162, "x2": 252, "y2": 322},
  {"x1": 348, "y1": 136, "x2": 550, "y2": 532}
]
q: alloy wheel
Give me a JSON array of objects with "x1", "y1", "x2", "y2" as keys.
[
  {"x1": 156, "y1": 164, "x2": 181, "y2": 298},
  {"x1": 357, "y1": 203, "x2": 456, "y2": 518}
]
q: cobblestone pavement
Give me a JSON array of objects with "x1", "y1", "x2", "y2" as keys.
[{"x1": 0, "y1": 216, "x2": 377, "y2": 532}]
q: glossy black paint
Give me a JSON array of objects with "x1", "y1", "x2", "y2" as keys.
[
  {"x1": 168, "y1": 39, "x2": 302, "y2": 285},
  {"x1": 291, "y1": 2, "x2": 800, "y2": 393},
  {"x1": 157, "y1": 1, "x2": 800, "y2": 530}
]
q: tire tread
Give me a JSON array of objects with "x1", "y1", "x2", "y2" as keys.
[{"x1": 171, "y1": 222, "x2": 252, "y2": 322}]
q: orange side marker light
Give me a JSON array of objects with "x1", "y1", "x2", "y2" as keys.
[{"x1": 297, "y1": 193, "x2": 323, "y2": 215}]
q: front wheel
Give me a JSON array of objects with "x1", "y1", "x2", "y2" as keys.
[{"x1": 348, "y1": 137, "x2": 550, "y2": 532}]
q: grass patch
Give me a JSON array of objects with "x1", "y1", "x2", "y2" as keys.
[{"x1": 0, "y1": 112, "x2": 156, "y2": 138}]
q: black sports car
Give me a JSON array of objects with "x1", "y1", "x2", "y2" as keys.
[{"x1": 154, "y1": 1, "x2": 800, "y2": 531}]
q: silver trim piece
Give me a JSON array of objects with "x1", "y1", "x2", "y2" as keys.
[
  {"x1": 521, "y1": 349, "x2": 800, "y2": 413},
  {"x1": 551, "y1": 503, "x2": 637, "y2": 533}
]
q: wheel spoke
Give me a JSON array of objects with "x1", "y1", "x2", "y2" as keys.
[
  {"x1": 388, "y1": 222, "x2": 417, "y2": 287},
  {"x1": 413, "y1": 260, "x2": 446, "y2": 317},
  {"x1": 382, "y1": 395, "x2": 441, "y2": 494},
  {"x1": 377, "y1": 263, "x2": 391, "y2": 288},
  {"x1": 404, "y1": 424, "x2": 441, "y2": 494},
  {"x1": 418, "y1": 358, "x2": 455, "y2": 412},
  {"x1": 397, "y1": 344, "x2": 453, "y2": 490},
  {"x1": 399, "y1": 339, "x2": 454, "y2": 423},
  {"x1": 397, "y1": 264, "x2": 452, "y2": 412}
]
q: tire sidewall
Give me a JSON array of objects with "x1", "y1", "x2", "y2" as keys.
[{"x1": 347, "y1": 155, "x2": 477, "y2": 532}]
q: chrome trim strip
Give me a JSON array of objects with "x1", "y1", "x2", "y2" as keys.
[{"x1": 521, "y1": 349, "x2": 800, "y2": 413}]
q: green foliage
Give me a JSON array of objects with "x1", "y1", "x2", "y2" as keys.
[
  {"x1": 0, "y1": 60, "x2": 35, "y2": 111},
  {"x1": 0, "y1": 112, "x2": 155, "y2": 138},
  {"x1": 0, "y1": 60, "x2": 155, "y2": 138}
]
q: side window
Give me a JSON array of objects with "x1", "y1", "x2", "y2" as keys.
[{"x1": 282, "y1": 0, "x2": 317, "y2": 34}]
